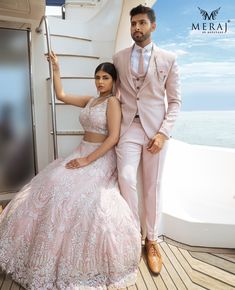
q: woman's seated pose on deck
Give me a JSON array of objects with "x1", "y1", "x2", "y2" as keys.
[{"x1": 0, "y1": 52, "x2": 141, "y2": 290}]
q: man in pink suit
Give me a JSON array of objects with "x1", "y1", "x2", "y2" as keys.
[{"x1": 113, "y1": 5, "x2": 181, "y2": 274}]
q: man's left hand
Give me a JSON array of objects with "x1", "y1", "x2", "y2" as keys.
[{"x1": 147, "y1": 133, "x2": 167, "y2": 154}]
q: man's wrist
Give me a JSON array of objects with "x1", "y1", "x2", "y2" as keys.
[{"x1": 156, "y1": 132, "x2": 168, "y2": 140}]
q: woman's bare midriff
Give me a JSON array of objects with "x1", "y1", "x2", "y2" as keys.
[{"x1": 83, "y1": 131, "x2": 107, "y2": 143}]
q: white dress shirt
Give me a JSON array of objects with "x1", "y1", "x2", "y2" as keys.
[{"x1": 131, "y1": 42, "x2": 153, "y2": 74}]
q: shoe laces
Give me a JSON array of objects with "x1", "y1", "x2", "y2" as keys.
[{"x1": 149, "y1": 243, "x2": 158, "y2": 256}]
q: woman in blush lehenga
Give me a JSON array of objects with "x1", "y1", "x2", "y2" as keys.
[{"x1": 0, "y1": 52, "x2": 141, "y2": 290}]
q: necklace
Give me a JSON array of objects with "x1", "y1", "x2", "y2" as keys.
[{"x1": 90, "y1": 93, "x2": 112, "y2": 108}]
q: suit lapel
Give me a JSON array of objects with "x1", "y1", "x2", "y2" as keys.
[
  {"x1": 139, "y1": 44, "x2": 160, "y2": 91},
  {"x1": 125, "y1": 45, "x2": 136, "y2": 92}
]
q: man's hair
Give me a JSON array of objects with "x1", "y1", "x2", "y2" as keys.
[{"x1": 130, "y1": 4, "x2": 156, "y2": 23}]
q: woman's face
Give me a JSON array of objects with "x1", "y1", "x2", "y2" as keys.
[{"x1": 95, "y1": 70, "x2": 113, "y2": 96}]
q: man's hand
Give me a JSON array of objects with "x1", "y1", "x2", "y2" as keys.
[
  {"x1": 147, "y1": 133, "x2": 167, "y2": 154},
  {"x1": 65, "y1": 157, "x2": 90, "y2": 169}
]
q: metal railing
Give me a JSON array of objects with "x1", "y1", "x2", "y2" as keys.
[
  {"x1": 62, "y1": 4, "x2": 66, "y2": 19},
  {"x1": 36, "y1": 16, "x2": 58, "y2": 159}
]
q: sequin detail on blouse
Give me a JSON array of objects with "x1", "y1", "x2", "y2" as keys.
[{"x1": 79, "y1": 98, "x2": 109, "y2": 135}]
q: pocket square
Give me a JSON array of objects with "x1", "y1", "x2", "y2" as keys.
[{"x1": 158, "y1": 69, "x2": 167, "y2": 82}]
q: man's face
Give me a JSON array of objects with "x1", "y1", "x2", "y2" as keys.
[{"x1": 130, "y1": 13, "x2": 156, "y2": 45}]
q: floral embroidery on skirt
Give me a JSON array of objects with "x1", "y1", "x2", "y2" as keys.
[{"x1": 0, "y1": 141, "x2": 141, "y2": 289}]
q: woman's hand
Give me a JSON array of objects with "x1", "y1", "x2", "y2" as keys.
[
  {"x1": 47, "y1": 51, "x2": 60, "y2": 71},
  {"x1": 65, "y1": 157, "x2": 90, "y2": 169}
]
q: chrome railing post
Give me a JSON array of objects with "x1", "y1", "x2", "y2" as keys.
[
  {"x1": 62, "y1": 4, "x2": 66, "y2": 19},
  {"x1": 36, "y1": 16, "x2": 58, "y2": 159}
]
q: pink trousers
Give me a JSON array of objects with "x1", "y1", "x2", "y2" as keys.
[{"x1": 116, "y1": 119, "x2": 168, "y2": 241}]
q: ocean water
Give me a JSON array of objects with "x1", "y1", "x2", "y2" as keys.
[{"x1": 172, "y1": 111, "x2": 235, "y2": 149}]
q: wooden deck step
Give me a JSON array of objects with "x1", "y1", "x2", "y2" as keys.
[
  {"x1": 160, "y1": 242, "x2": 204, "y2": 290},
  {"x1": 190, "y1": 252, "x2": 235, "y2": 274}
]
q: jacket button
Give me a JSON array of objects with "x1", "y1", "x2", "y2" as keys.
[
  {"x1": 136, "y1": 86, "x2": 140, "y2": 90},
  {"x1": 136, "y1": 97, "x2": 139, "y2": 100}
]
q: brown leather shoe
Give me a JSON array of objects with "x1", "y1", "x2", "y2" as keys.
[{"x1": 145, "y1": 239, "x2": 162, "y2": 274}]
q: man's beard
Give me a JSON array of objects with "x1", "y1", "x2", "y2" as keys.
[{"x1": 131, "y1": 31, "x2": 151, "y2": 44}]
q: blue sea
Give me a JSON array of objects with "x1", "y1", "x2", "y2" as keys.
[{"x1": 172, "y1": 111, "x2": 235, "y2": 149}]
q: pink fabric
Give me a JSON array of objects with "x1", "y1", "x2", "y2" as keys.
[
  {"x1": 113, "y1": 44, "x2": 181, "y2": 139},
  {"x1": 113, "y1": 44, "x2": 181, "y2": 241},
  {"x1": 137, "y1": 48, "x2": 144, "y2": 75},
  {"x1": 116, "y1": 119, "x2": 168, "y2": 241},
  {"x1": 0, "y1": 99, "x2": 141, "y2": 289},
  {"x1": 79, "y1": 97, "x2": 109, "y2": 136}
]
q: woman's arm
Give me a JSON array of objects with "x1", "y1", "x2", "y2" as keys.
[
  {"x1": 87, "y1": 96, "x2": 121, "y2": 162},
  {"x1": 65, "y1": 96, "x2": 121, "y2": 169},
  {"x1": 49, "y1": 51, "x2": 92, "y2": 107}
]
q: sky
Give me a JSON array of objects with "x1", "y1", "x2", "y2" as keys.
[{"x1": 152, "y1": 0, "x2": 235, "y2": 111}]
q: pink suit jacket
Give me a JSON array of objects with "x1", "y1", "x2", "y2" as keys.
[{"x1": 113, "y1": 44, "x2": 181, "y2": 139}]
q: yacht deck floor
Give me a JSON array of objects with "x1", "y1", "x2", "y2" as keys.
[{"x1": 0, "y1": 236, "x2": 235, "y2": 290}]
